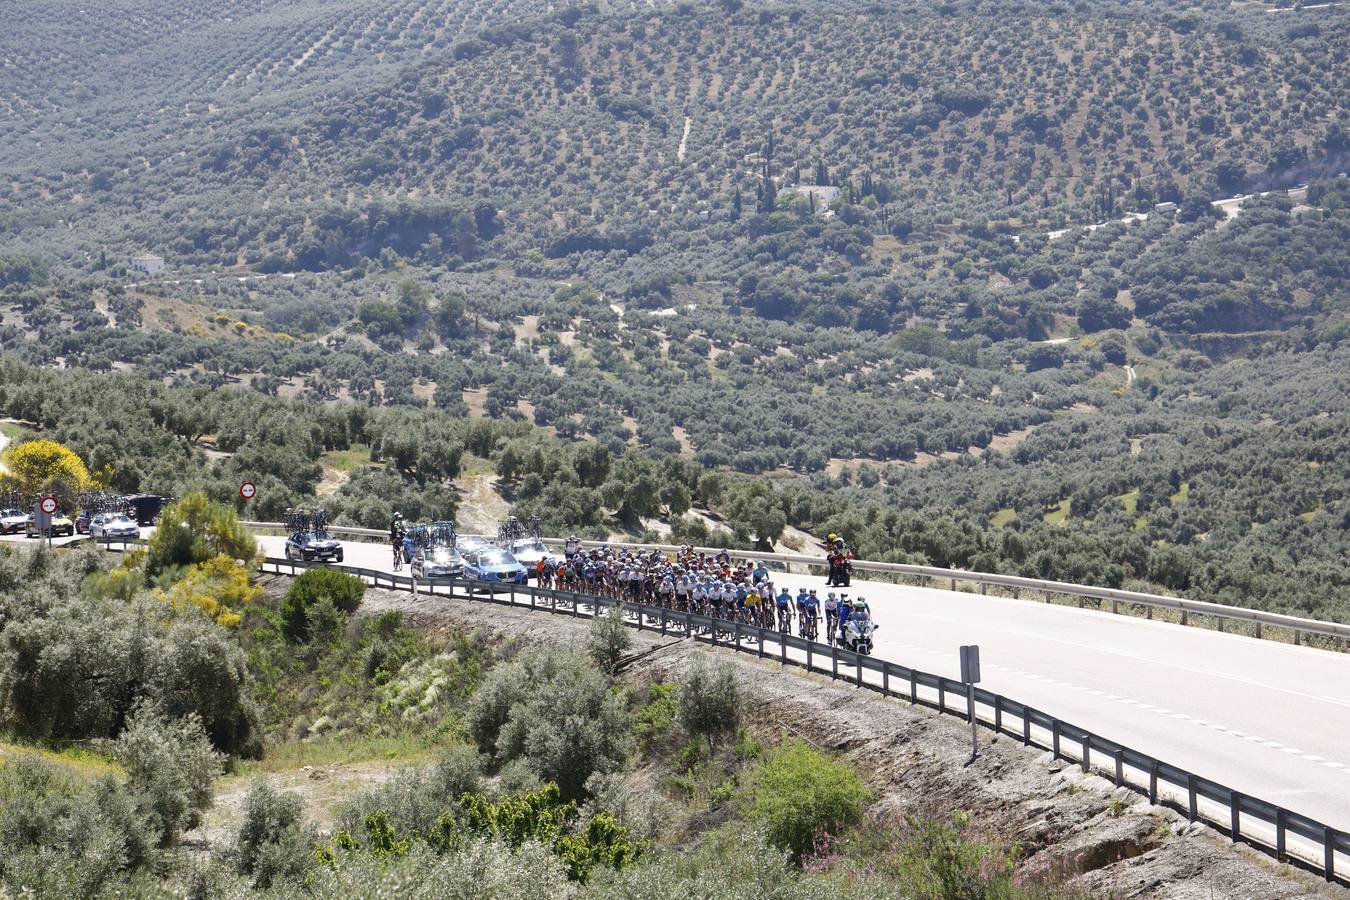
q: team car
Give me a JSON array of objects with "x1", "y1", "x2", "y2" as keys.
[
  {"x1": 89, "y1": 513, "x2": 140, "y2": 539},
  {"x1": 284, "y1": 529, "x2": 343, "y2": 563},
  {"x1": 507, "y1": 537, "x2": 560, "y2": 579},
  {"x1": 0, "y1": 508, "x2": 26, "y2": 535},
  {"x1": 455, "y1": 534, "x2": 495, "y2": 555},
  {"x1": 461, "y1": 548, "x2": 528, "y2": 583},
  {"x1": 27, "y1": 513, "x2": 75, "y2": 538},
  {"x1": 411, "y1": 544, "x2": 465, "y2": 579}
]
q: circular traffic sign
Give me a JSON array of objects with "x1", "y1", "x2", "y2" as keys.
[
  {"x1": 239, "y1": 481, "x2": 257, "y2": 501},
  {"x1": 39, "y1": 496, "x2": 57, "y2": 515}
]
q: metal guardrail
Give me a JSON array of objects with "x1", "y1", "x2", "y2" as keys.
[
  {"x1": 72, "y1": 537, "x2": 1349, "y2": 883},
  {"x1": 245, "y1": 553, "x2": 1347, "y2": 885}
]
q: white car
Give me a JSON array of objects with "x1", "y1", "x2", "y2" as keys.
[
  {"x1": 0, "y1": 508, "x2": 27, "y2": 535},
  {"x1": 89, "y1": 513, "x2": 140, "y2": 539},
  {"x1": 456, "y1": 534, "x2": 495, "y2": 555},
  {"x1": 509, "y1": 538, "x2": 560, "y2": 578}
]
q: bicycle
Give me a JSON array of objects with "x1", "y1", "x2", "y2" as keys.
[{"x1": 392, "y1": 540, "x2": 404, "y2": 572}]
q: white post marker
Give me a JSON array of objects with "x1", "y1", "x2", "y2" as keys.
[
  {"x1": 239, "y1": 481, "x2": 257, "y2": 502},
  {"x1": 960, "y1": 644, "x2": 982, "y2": 763}
]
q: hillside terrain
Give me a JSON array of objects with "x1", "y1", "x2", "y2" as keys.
[{"x1": 1, "y1": 3, "x2": 1348, "y2": 613}]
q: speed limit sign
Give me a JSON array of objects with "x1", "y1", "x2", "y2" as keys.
[
  {"x1": 39, "y1": 496, "x2": 58, "y2": 515},
  {"x1": 239, "y1": 482, "x2": 257, "y2": 501}
]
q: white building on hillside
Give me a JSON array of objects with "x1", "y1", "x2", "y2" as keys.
[{"x1": 130, "y1": 254, "x2": 165, "y2": 277}]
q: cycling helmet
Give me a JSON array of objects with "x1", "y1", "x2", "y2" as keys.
[
  {"x1": 853, "y1": 599, "x2": 866, "y2": 609},
  {"x1": 828, "y1": 533, "x2": 838, "y2": 541}
]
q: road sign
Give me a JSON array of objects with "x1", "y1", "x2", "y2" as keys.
[
  {"x1": 960, "y1": 645, "x2": 982, "y2": 764},
  {"x1": 39, "y1": 496, "x2": 57, "y2": 515},
  {"x1": 960, "y1": 645, "x2": 981, "y2": 684},
  {"x1": 239, "y1": 482, "x2": 257, "y2": 501}
]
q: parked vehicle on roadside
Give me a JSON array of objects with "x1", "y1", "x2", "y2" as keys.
[
  {"x1": 462, "y1": 548, "x2": 528, "y2": 583},
  {"x1": 285, "y1": 529, "x2": 343, "y2": 563},
  {"x1": 89, "y1": 513, "x2": 139, "y2": 539},
  {"x1": 123, "y1": 494, "x2": 167, "y2": 526},
  {"x1": 0, "y1": 508, "x2": 26, "y2": 535},
  {"x1": 27, "y1": 512, "x2": 74, "y2": 538}
]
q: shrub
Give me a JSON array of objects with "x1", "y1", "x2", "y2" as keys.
[
  {"x1": 234, "y1": 779, "x2": 315, "y2": 889},
  {"x1": 147, "y1": 492, "x2": 257, "y2": 573},
  {"x1": 159, "y1": 553, "x2": 262, "y2": 627},
  {"x1": 678, "y1": 654, "x2": 740, "y2": 753},
  {"x1": 746, "y1": 740, "x2": 869, "y2": 865},
  {"x1": 307, "y1": 842, "x2": 575, "y2": 900},
  {"x1": 429, "y1": 783, "x2": 645, "y2": 882},
  {"x1": 280, "y1": 567, "x2": 365, "y2": 642},
  {"x1": 585, "y1": 606, "x2": 632, "y2": 675},
  {"x1": 0, "y1": 756, "x2": 153, "y2": 897},
  {"x1": 338, "y1": 744, "x2": 485, "y2": 837},
  {"x1": 112, "y1": 701, "x2": 224, "y2": 847},
  {"x1": 467, "y1": 648, "x2": 631, "y2": 799}
]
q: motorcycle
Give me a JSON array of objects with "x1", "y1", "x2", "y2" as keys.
[{"x1": 841, "y1": 617, "x2": 877, "y2": 656}]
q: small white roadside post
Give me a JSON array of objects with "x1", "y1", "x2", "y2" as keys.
[{"x1": 960, "y1": 644, "x2": 982, "y2": 764}]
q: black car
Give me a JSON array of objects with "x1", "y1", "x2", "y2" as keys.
[
  {"x1": 284, "y1": 530, "x2": 343, "y2": 563},
  {"x1": 123, "y1": 495, "x2": 167, "y2": 526}
]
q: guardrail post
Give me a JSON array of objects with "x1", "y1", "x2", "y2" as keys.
[
  {"x1": 1256, "y1": 621, "x2": 1262, "y2": 640},
  {"x1": 993, "y1": 695, "x2": 1002, "y2": 735},
  {"x1": 1276, "y1": 809, "x2": 1287, "y2": 860},
  {"x1": 660, "y1": 610, "x2": 667, "y2": 636},
  {"x1": 1051, "y1": 720, "x2": 1060, "y2": 759},
  {"x1": 1111, "y1": 599, "x2": 1118, "y2": 615},
  {"x1": 1012, "y1": 588, "x2": 1020, "y2": 600},
  {"x1": 1187, "y1": 773, "x2": 1198, "y2": 822},
  {"x1": 938, "y1": 681, "x2": 946, "y2": 715},
  {"x1": 756, "y1": 626, "x2": 763, "y2": 657},
  {"x1": 909, "y1": 669, "x2": 917, "y2": 703},
  {"x1": 1323, "y1": 826, "x2": 1335, "y2": 881},
  {"x1": 1218, "y1": 617, "x2": 1224, "y2": 633},
  {"x1": 780, "y1": 636, "x2": 787, "y2": 666},
  {"x1": 806, "y1": 641, "x2": 813, "y2": 673},
  {"x1": 1230, "y1": 791, "x2": 1241, "y2": 843},
  {"x1": 1147, "y1": 606, "x2": 1152, "y2": 620},
  {"x1": 1114, "y1": 749, "x2": 1124, "y2": 786},
  {"x1": 1293, "y1": 629, "x2": 1301, "y2": 647},
  {"x1": 830, "y1": 645, "x2": 838, "y2": 680},
  {"x1": 980, "y1": 583, "x2": 986, "y2": 596},
  {"x1": 950, "y1": 576, "x2": 957, "y2": 591},
  {"x1": 882, "y1": 666, "x2": 890, "y2": 698},
  {"x1": 1149, "y1": 760, "x2": 1159, "y2": 804},
  {"x1": 855, "y1": 655, "x2": 862, "y2": 688},
  {"x1": 1023, "y1": 709, "x2": 1031, "y2": 746},
  {"x1": 1180, "y1": 610, "x2": 1188, "y2": 626},
  {"x1": 1081, "y1": 734, "x2": 1090, "y2": 773}
]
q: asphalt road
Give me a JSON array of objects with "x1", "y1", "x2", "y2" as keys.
[{"x1": 250, "y1": 535, "x2": 1350, "y2": 843}]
